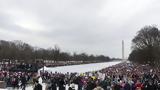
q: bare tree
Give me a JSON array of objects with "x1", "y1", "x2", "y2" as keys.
[{"x1": 129, "y1": 25, "x2": 160, "y2": 66}]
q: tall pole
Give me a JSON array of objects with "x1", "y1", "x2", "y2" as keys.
[{"x1": 122, "y1": 40, "x2": 124, "y2": 60}]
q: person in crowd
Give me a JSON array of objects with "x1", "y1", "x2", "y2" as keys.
[
  {"x1": 135, "y1": 80, "x2": 143, "y2": 90},
  {"x1": 58, "y1": 77, "x2": 65, "y2": 90},
  {"x1": 33, "y1": 80, "x2": 42, "y2": 90},
  {"x1": 21, "y1": 74, "x2": 27, "y2": 90},
  {"x1": 93, "y1": 82, "x2": 104, "y2": 90},
  {"x1": 68, "y1": 83, "x2": 76, "y2": 90},
  {"x1": 85, "y1": 77, "x2": 97, "y2": 90},
  {"x1": 45, "y1": 78, "x2": 57, "y2": 90}
]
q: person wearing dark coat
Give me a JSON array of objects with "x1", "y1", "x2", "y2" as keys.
[
  {"x1": 21, "y1": 75, "x2": 27, "y2": 90},
  {"x1": 75, "y1": 76, "x2": 83, "y2": 90},
  {"x1": 124, "y1": 82, "x2": 131, "y2": 90},
  {"x1": 86, "y1": 81, "x2": 96, "y2": 90},
  {"x1": 12, "y1": 77, "x2": 19, "y2": 89},
  {"x1": 34, "y1": 80, "x2": 42, "y2": 90},
  {"x1": 143, "y1": 81, "x2": 157, "y2": 90},
  {"x1": 50, "y1": 78, "x2": 57, "y2": 90},
  {"x1": 99, "y1": 79, "x2": 108, "y2": 90},
  {"x1": 114, "y1": 83, "x2": 122, "y2": 90},
  {"x1": 58, "y1": 78, "x2": 65, "y2": 90}
]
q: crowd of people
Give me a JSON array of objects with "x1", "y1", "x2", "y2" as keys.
[
  {"x1": 40, "y1": 62, "x2": 160, "y2": 90},
  {"x1": 0, "y1": 61, "x2": 160, "y2": 90},
  {"x1": 0, "y1": 71, "x2": 37, "y2": 90}
]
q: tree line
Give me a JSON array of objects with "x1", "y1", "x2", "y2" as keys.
[
  {"x1": 0, "y1": 40, "x2": 112, "y2": 64},
  {"x1": 129, "y1": 25, "x2": 160, "y2": 67}
]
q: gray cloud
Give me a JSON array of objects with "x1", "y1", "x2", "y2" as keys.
[{"x1": 0, "y1": 0, "x2": 160, "y2": 58}]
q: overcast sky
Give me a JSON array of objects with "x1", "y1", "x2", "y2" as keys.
[{"x1": 0, "y1": 0, "x2": 160, "y2": 58}]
